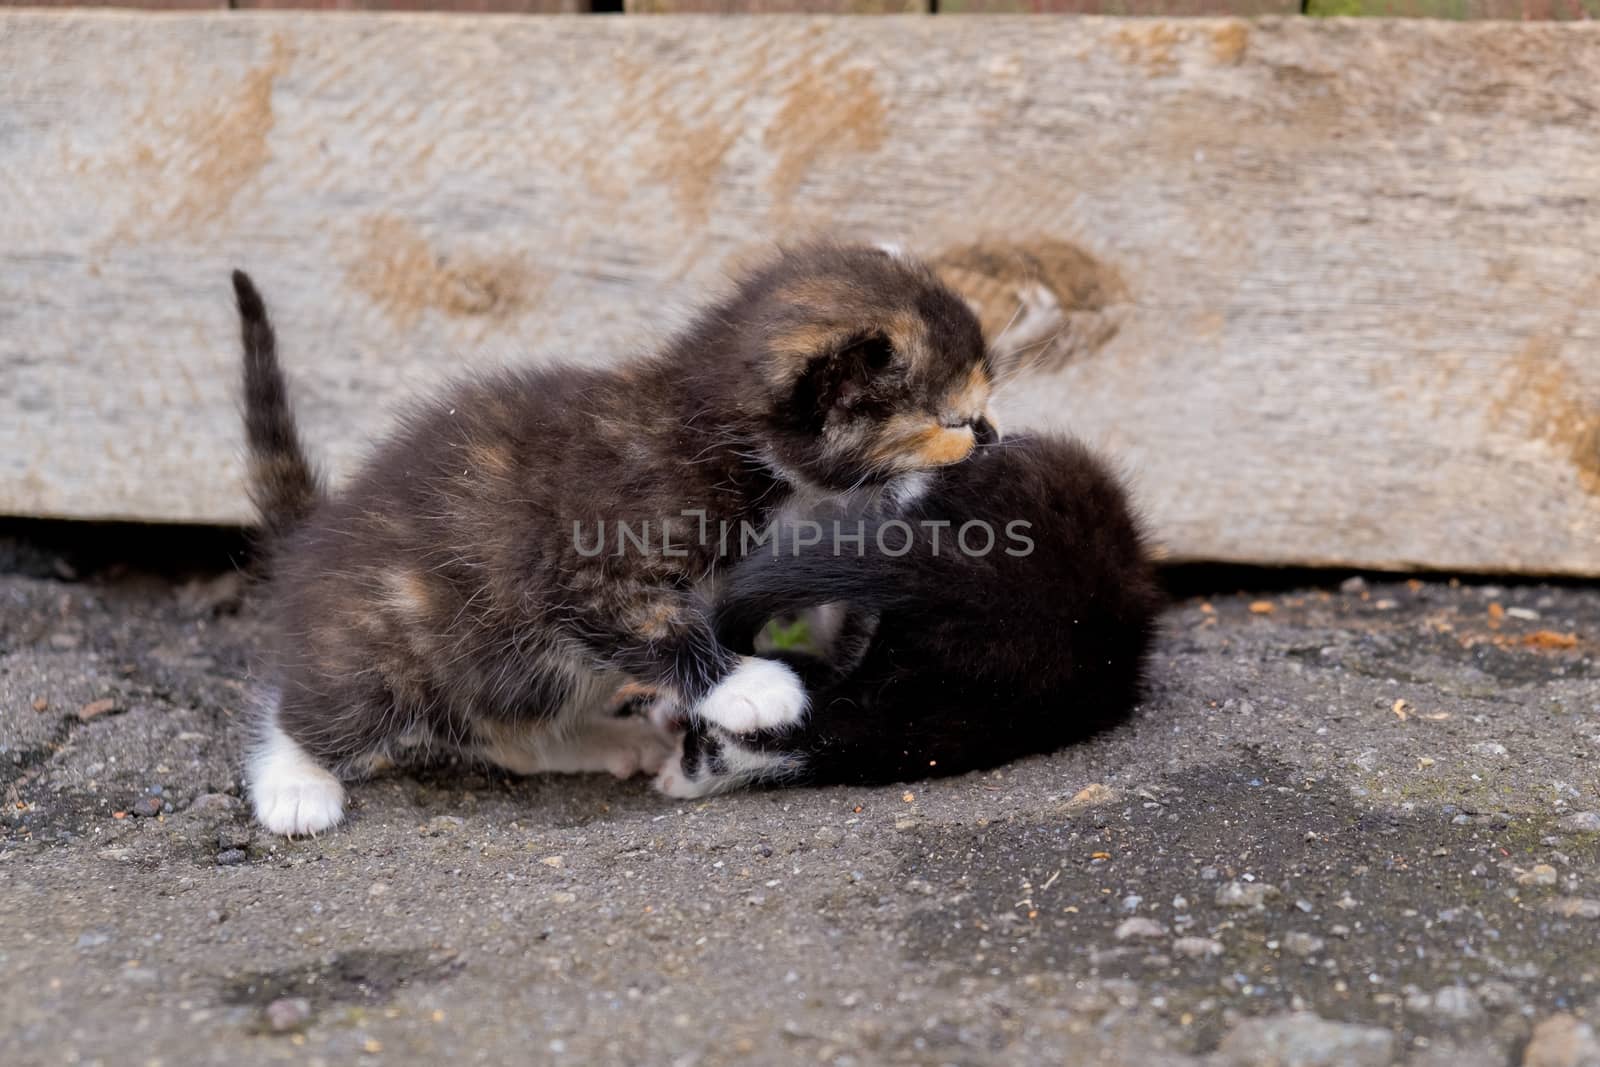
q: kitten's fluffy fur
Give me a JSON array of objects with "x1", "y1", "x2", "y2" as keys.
[
  {"x1": 233, "y1": 245, "x2": 995, "y2": 834},
  {"x1": 654, "y1": 433, "x2": 1161, "y2": 797}
]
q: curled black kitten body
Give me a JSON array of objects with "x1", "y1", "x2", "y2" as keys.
[
  {"x1": 655, "y1": 434, "x2": 1162, "y2": 796},
  {"x1": 233, "y1": 245, "x2": 996, "y2": 835}
]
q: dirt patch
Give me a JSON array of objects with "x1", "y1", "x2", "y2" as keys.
[
  {"x1": 895, "y1": 758, "x2": 1600, "y2": 1054},
  {"x1": 221, "y1": 948, "x2": 463, "y2": 1011}
]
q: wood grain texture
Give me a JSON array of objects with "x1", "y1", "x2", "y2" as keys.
[{"x1": 2, "y1": 13, "x2": 1598, "y2": 573}]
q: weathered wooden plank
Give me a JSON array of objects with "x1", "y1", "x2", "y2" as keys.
[
  {"x1": 2, "y1": 13, "x2": 1598, "y2": 573},
  {"x1": 942, "y1": 1, "x2": 1297, "y2": 13},
  {"x1": 626, "y1": 1, "x2": 927, "y2": 11},
  {"x1": 1306, "y1": 0, "x2": 1598, "y2": 16}
]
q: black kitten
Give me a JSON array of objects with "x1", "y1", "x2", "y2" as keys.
[{"x1": 652, "y1": 433, "x2": 1161, "y2": 796}]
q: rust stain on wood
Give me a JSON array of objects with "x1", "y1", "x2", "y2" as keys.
[
  {"x1": 764, "y1": 59, "x2": 886, "y2": 200},
  {"x1": 1491, "y1": 305, "x2": 1600, "y2": 495},
  {"x1": 345, "y1": 215, "x2": 546, "y2": 329},
  {"x1": 934, "y1": 238, "x2": 1130, "y2": 373},
  {"x1": 1112, "y1": 23, "x2": 1184, "y2": 76},
  {"x1": 106, "y1": 35, "x2": 291, "y2": 237},
  {"x1": 1210, "y1": 22, "x2": 1249, "y2": 66},
  {"x1": 648, "y1": 107, "x2": 739, "y2": 225}
]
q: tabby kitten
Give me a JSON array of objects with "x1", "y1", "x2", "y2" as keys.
[
  {"x1": 651, "y1": 433, "x2": 1161, "y2": 797},
  {"x1": 233, "y1": 244, "x2": 996, "y2": 834}
]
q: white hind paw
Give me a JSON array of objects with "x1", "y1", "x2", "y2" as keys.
[{"x1": 695, "y1": 657, "x2": 807, "y2": 734}]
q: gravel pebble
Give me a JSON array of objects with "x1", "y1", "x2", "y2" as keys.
[
  {"x1": 1113, "y1": 917, "x2": 1167, "y2": 941},
  {"x1": 216, "y1": 849, "x2": 247, "y2": 866},
  {"x1": 1340, "y1": 577, "x2": 1368, "y2": 595},
  {"x1": 1216, "y1": 880, "x2": 1281, "y2": 910},
  {"x1": 128, "y1": 795, "x2": 163, "y2": 818},
  {"x1": 1283, "y1": 932, "x2": 1325, "y2": 958},
  {"x1": 1523, "y1": 1014, "x2": 1600, "y2": 1067},
  {"x1": 186, "y1": 793, "x2": 241, "y2": 815},
  {"x1": 1214, "y1": 1012, "x2": 1394, "y2": 1067},
  {"x1": 1172, "y1": 936, "x2": 1224, "y2": 959},
  {"x1": 262, "y1": 997, "x2": 313, "y2": 1033},
  {"x1": 1544, "y1": 898, "x2": 1600, "y2": 919},
  {"x1": 1429, "y1": 986, "x2": 1485, "y2": 1022},
  {"x1": 1557, "y1": 812, "x2": 1600, "y2": 834},
  {"x1": 1517, "y1": 864, "x2": 1559, "y2": 887}
]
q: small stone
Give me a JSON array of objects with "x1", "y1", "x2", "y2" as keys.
[
  {"x1": 1557, "y1": 812, "x2": 1600, "y2": 833},
  {"x1": 1544, "y1": 897, "x2": 1600, "y2": 919},
  {"x1": 216, "y1": 849, "x2": 247, "y2": 866},
  {"x1": 1062, "y1": 783, "x2": 1121, "y2": 813},
  {"x1": 1517, "y1": 864, "x2": 1559, "y2": 887},
  {"x1": 1430, "y1": 986, "x2": 1485, "y2": 1021},
  {"x1": 77, "y1": 698, "x2": 120, "y2": 721},
  {"x1": 1283, "y1": 932, "x2": 1325, "y2": 957},
  {"x1": 813, "y1": 826, "x2": 844, "y2": 847},
  {"x1": 1216, "y1": 880, "x2": 1281, "y2": 910},
  {"x1": 1470, "y1": 742, "x2": 1510, "y2": 758},
  {"x1": 541, "y1": 855, "x2": 565, "y2": 869},
  {"x1": 31, "y1": 697, "x2": 48, "y2": 712},
  {"x1": 1113, "y1": 917, "x2": 1167, "y2": 941},
  {"x1": 421, "y1": 815, "x2": 465, "y2": 836},
  {"x1": 549, "y1": 891, "x2": 577, "y2": 905},
  {"x1": 75, "y1": 929, "x2": 111, "y2": 949},
  {"x1": 187, "y1": 793, "x2": 242, "y2": 815},
  {"x1": 1340, "y1": 576, "x2": 1368, "y2": 595},
  {"x1": 263, "y1": 996, "x2": 313, "y2": 1033},
  {"x1": 1523, "y1": 1014, "x2": 1600, "y2": 1067},
  {"x1": 1215, "y1": 1012, "x2": 1393, "y2": 1067},
  {"x1": 368, "y1": 882, "x2": 390, "y2": 896},
  {"x1": 1474, "y1": 979, "x2": 1523, "y2": 1013},
  {"x1": 128, "y1": 796, "x2": 163, "y2": 818},
  {"x1": 1172, "y1": 936, "x2": 1224, "y2": 959}
]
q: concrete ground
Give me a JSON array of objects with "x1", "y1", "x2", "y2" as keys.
[{"x1": 2, "y1": 524, "x2": 1599, "y2": 1067}]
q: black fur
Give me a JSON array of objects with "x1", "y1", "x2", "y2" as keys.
[
  {"x1": 676, "y1": 433, "x2": 1162, "y2": 790},
  {"x1": 233, "y1": 271, "x2": 322, "y2": 552}
]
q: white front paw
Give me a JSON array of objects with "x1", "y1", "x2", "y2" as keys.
[
  {"x1": 251, "y1": 766, "x2": 346, "y2": 837},
  {"x1": 695, "y1": 658, "x2": 807, "y2": 734},
  {"x1": 249, "y1": 724, "x2": 347, "y2": 836}
]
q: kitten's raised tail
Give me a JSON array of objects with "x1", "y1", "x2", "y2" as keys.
[{"x1": 233, "y1": 270, "x2": 323, "y2": 546}]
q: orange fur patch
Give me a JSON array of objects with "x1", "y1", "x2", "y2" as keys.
[
  {"x1": 628, "y1": 600, "x2": 682, "y2": 642},
  {"x1": 915, "y1": 425, "x2": 977, "y2": 466},
  {"x1": 871, "y1": 415, "x2": 975, "y2": 471},
  {"x1": 379, "y1": 569, "x2": 433, "y2": 618}
]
